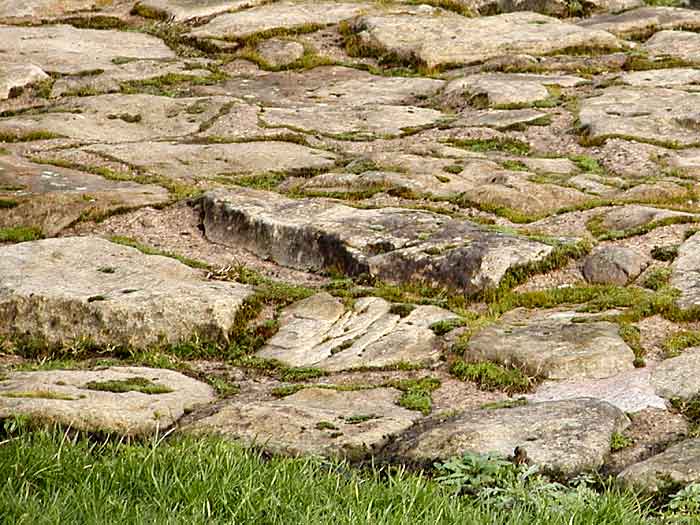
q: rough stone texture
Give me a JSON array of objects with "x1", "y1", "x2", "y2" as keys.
[
  {"x1": 582, "y1": 246, "x2": 649, "y2": 285},
  {"x1": 620, "y1": 68, "x2": 700, "y2": 88},
  {"x1": 643, "y1": 30, "x2": 700, "y2": 64},
  {"x1": 652, "y1": 347, "x2": 700, "y2": 400},
  {"x1": 0, "y1": 366, "x2": 215, "y2": 436},
  {"x1": 189, "y1": 1, "x2": 371, "y2": 41},
  {"x1": 0, "y1": 94, "x2": 232, "y2": 143},
  {"x1": 578, "y1": 87, "x2": 700, "y2": 147},
  {"x1": 184, "y1": 387, "x2": 421, "y2": 460},
  {"x1": 0, "y1": 237, "x2": 252, "y2": 347},
  {"x1": 528, "y1": 367, "x2": 667, "y2": 413},
  {"x1": 0, "y1": 0, "x2": 113, "y2": 19},
  {"x1": 467, "y1": 308, "x2": 636, "y2": 380},
  {"x1": 600, "y1": 205, "x2": 695, "y2": 232},
  {"x1": 619, "y1": 438, "x2": 700, "y2": 492},
  {"x1": 445, "y1": 73, "x2": 587, "y2": 108},
  {"x1": 256, "y1": 38, "x2": 305, "y2": 67},
  {"x1": 671, "y1": 232, "x2": 700, "y2": 309},
  {"x1": 199, "y1": 187, "x2": 555, "y2": 294},
  {"x1": 388, "y1": 399, "x2": 629, "y2": 476},
  {"x1": 0, "y1": 64, "x2": 48, "y2": 100},
  {"x1": 353, "y1": 10, "x2": 621, "y2": 68},
  {"x1": 133, "y1": 0, "x2": 266, "y2": 22},
  {"x1": 0, "y1": 156, "x2": 170, "y2": 236},
  {"x1": 522, "y1": 157, "x2": 578, "y2": 174},
  {"x1": 578, "y1": 6, "x2": 700, "y2": 38},
  {"x1": 0, "y1": 25, "x2": 175, "y2": 75},
  {"x1": 257, "y1": 293, "x2": 460, "y2": 371},
  {"x1": 465, "y1": 0, "x2": 641, "y2": 16},
  {"x1": 460, "y1": 108, "x2": 549, "y2": 130},
  {"x1": 667, "y1": 149, "x2": 700, "y2": 177}
]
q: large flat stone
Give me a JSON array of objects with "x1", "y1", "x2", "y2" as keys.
[
  {"x1": 352, "y1": 10, "x2": 621, "y2": 68},
  {"x1": 184, "y1": 387, "x2": 421, "y2": 460},
  {"x1": 0, "y1": 25, "x2": 175, "y2": 75},
  {"x1": 671, "y1": 232, "x2": 700, "y2": 309},
  {"x1": 578, "y1": 87, "x2": 700, "y2": 147},
  {"x1": 620, "y1": 68, "x2": 700, "y2": 88},
  {"x1": 257, "y1": 292, "x2": 460, "y2": 371},
  {"x1": 599, "y1": 205, "x2": 695, "y2": 232},
  {"x1": 619, "y1": 438, "x2": 700, "y2": 492},
  {"x1": 0, "y1": 237, "x2": 252, "y2": 348},
  {"x1": 0, "y1": 156, "x2": 170, "y2": 236},
  {"x1": 643, "y1": 30, "x2": 700, "y2": 64},
  {"x1": 134, "y1": 0, "x2": 266, "y2": 21},
  {"x1": 0, "y1": 0, "x2": 112, "y2": 19},
  {"x1": 198, "y1": 187, "x2": 554, "y2": 294},
  {"x1": 652, "y1": 347, "x2": 700, "y2": 400},
  {"x1": 578, "y1": 6, "x2": 700, "y2": 38},
  {"x1": 189, "y1": 1, "x2": 371, "y2": 41},
  {"x1": 0, "y1": 366, "x2": 215, "y2": 437},
  {"x1": 387, "y1": 399, "x2": 629, "y2": 476},
  {"x1": 466, "y1": 308, "x2": 636, "y2": 380},
  {"x1": 0, "y1": 64, "x2": 49, "y2": 100}
]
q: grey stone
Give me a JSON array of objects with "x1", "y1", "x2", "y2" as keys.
[
  {"x1": 578, "y1": 6, "x2": 700, "y2": 38},
  {"x1": 388, "y1": 398, "x2": 629, "y2": 476},
  {"x1": 667, "y1": 149, "x2": 700, "y2": 177},
  {"x1": 521, "y1": 157, "x2": 578, "y2": 174},
  {"x1": 257, "y1": 293, "x2": 460, "y2": 371},
  {"x1": 671, "y1": 232, "x2": 700, "y2": 309},
  {"x1": 620, "y1": 68, "x2": 700, "y2": 88},
  {"x1": 578, "y1": 87, "x2": 700, "y2": 147},
  {"x1": 133, "y1": 0, "x2": 267, "y2": 22},
  {"x1": 198, "y1": 187, "x2": 554, "y2": 294},
  {"x1": 459, "y1": 108, "x2": 550, "y2": 130},
  {"x1": 257, "y1": 38, "x2": 305, "y2": 67},
  {"x1": 600, "y1": 205, "x2": 695, "y2": 232},
  {"x1": 528, "y1": 367, "x2": 667, "y2": 413},
  {"x1": 0, "y1": 24, "x2": 175, "y2": 75},
  {"x1": 652, "y1": 347, "x2": 700, "y2": 400},
  {"x1": 184, "y1": 387, "x2": 421, "y2": 460},
  {"x1": 582, "y1": 246, "x2": 649, "y2": 285},
  {"x1": 0, "y1": 366, "x2": 215, "y2": 437},
  {"x1": 466, "y1": 308, "x2": 636, "y2": 380},
  {"x1": 644, "y1": 30, "x2": 700, "y2": 64},
  {"x1": 0, "y1": 64, "x2": 48, "y2": 100},
  {"x1": 0, "y1": 237, "x2": 252, "y2": 348},
  {"x1": 352, "y1": 10, "x2": 621, "y2": 69},
  {"x1": 0, "y1": 0, "x2": 111, "y2": 19},
  {"x1": 0, "y1": 156, "x2": 170, "y2": 236},
  {"x1": 619, "y1": 438, "x2": 700, "y2": 492}
]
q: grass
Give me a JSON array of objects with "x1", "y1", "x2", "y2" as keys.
[
  {"x1": 448, "y1": 138, "x2": 531, "y2": 156},
  {"x1": 610, "y1": 432, "x2": 634, "y2": 452},
  {"x1": 642, "y1": 268, "x2": 671, "y2": 291},
  {"x1": 385, "y1": 377, "x2": 441, "y2": 415},
  {"x1": 83, "y1": 377, "x2": 173, "y2": 395},
  {"x1": 0, "y1": 226, "x2": 42, "y2": 243},
  {"x1": 0, "y1": 425, "x2": 666, "y2": 524},
  {"x1": 663, "y1": 331, "x2": 700, "y2": 358},
  {"x1": 1, "y1": 390, "x2": 77, "y2": 401},
  {"x1": 0, "y1": 198, "x2": 19, "y2": 208},
  {"x1": 0, "y1": 131, "x2": 62, "y2": 142},
  {"x1": 449, "y1": 360, "x2": 533, "y2": 394}
]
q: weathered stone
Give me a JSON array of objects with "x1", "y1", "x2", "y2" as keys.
[
  {"x1": 619, "y1": 438, "x2": 700, "y2": 492},
  {"x1": 352, "y1": 10, "x2": 621, "y2": 68},
  {"x1": 184, "y1": 387, "x2": 421, "y2": 460},
  {"x1": 257, "y1": 293, "x2": 460, "y2": 371},
  {"x1": 466, "y1": 308, "x2": 636, "y2": 380},
  {"x1": 460, "y1": 108, "x2": 550, "y2": 130},
  {"x1": 198, "y1": 187, "x2": 554, "y2": 294},
  {"x1": 578, "y1": 6, "x2": 700, "y2": 38},
  {"x1": 133, "y1": 0, "x2": 266, "y2": 22},
  {"x1": 256, "y1": 38, "x2": 305, "y2": 67},
  {"x1": 621, "y1": 68, "x2": 700, "y2": 88},
  {"x1": 600, "y1": 205, "x2": 695, "y2": 232},
  {"x1": 667, "y1": 148, "x2": 700, "y2": 177},
  {"x1": 189, "y1": 1, "x2": 371, "y2": 41},
  {"x1": 528, "y1": 367, "x2": 667, "y2": 413},
  {"x1": 57, "y1": 140, "x2": 336, "y2": 182},
  {"x1": 578, "y1": 87, "x2": 700, "y2": 147},
  {"x1": 0, "y1": 64, "x2": 48, "y2": 100},
  {"x1": 388, "y1": 399, "x2": 629, "y2": 476},
  {"x1": 0, "y1": 25, "x2": 175, "y2": 75},
  {"x1": 521, "y1": 157, "x2": 578, "y2": 174},
  {"x1": 0, "y1": 94, "x2": 232, "y2": 143},
  {"x1": 652, "y1": 347, "x2": 700, "y2": 400},
  {"x1": 582, "y1": 246, "x2": 649, "y2": 285},
  {"x1": 0, "y1": 156, "x2": 170, "y2": 236},
  {"x1": 445, "y1": 73, "x2": 587, "y2": 108},
  {"x1": 0, "y1": 0, "x2": 113, "y2": 19},
  {"x1": 671, "y1": 232, "x2": 700, "y2": 309},
  {"x1": 0, "y1": 237, "x2": 252, "y2": 348},
  {"x1": 644, "y1": 30, "x2": 700, "y2": 64},
  {"x1": 0, "y1": 366, "x2": 215, "y2": 436},
  {"x1": 568, "y1": 174, "x2": 618, "y2": 197}
]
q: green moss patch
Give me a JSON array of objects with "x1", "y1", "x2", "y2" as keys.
[{"x1": 83, "y1": 377, "x2": 173, "y2": 395}]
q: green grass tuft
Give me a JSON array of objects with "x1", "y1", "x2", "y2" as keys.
[
  {"x1": 84, "y1": 377, "x2": 173, "y2": 395},
  {"x1": 450, "y1": 360, "x2": 533, "y2": 394},
  {"x1": 0, "y1": 226, "x2": 42, "y2": 243}
]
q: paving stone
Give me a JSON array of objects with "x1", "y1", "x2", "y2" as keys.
[
  {"x1": 184, "y1": 387, "x2": 421, "y2": 460},
  {"x1": 0, "y1": 25, "x2": 175, "y2": 75},
  {"x1": 466, "y1": 308, "x2": 636, "y2": 380},
  {"x1": 578, "y1": 6, "x2": 700, "y2": 38},
  {"x1": 0, "y1": 366, "x2": 215, "y2": 437},
  {"x1": 256, "y1": 38, "x2": 305, "y2": 67},
  {"x1": 198, "y1": 187, "x2": 555, "y2": 294},
  {"x1": 643, "y1": 30, "x2": 700, "y2": 64},
  {"x1": 0, "y1": 237, "x2": 252, "y2": 348},
  {"x1": 652, "y1": 347, "x2": 700, "y2": 400},
  {"x1": 256, "y1": 292, "x2": 460, "y2": 371},
  {"x1": 672, "y1": 232, "x2": 700, "y2": 309},
  {"x1": 0, "y1": 156, "x2": 169, "y2": 236},
  {"x1": 133, "y1": 0, "x2": 266, "y2": 22},
  {"x1": 619, "y1": 438, "x2": 700, "y2": 492},
  {"x1": 386, "y1": 398, "x2": 630, "y2": 476},
  {"x1": 0, "y1": 64, "x2": 49, "y2": 100},
  {"x1": 352, "y1": 10, "x2": 621, "y2": 68},
  {"x1": 581, "y1": 246, "x2": 649, "y2": 285},
  {"x1": 578, "y1": 87, "x2": 700, "y2": 147}
]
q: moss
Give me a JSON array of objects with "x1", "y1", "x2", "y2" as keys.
[
  {"x1": 107, "y1": 113, "x2": 142, "y2": 123},
  {"x1": 271, "y1": 385, "x2": 306, "y2": 398},
  {"x1": 344, "y1": 414, "x2": 380, "y2": 425},
  {"x1": 570, "y1": 154, "x2": 604, "y2": 174},
  {"x1": 443, "y1": 164, "x2": 464, "y2": 174},
  {"x1": 663, "y1": 331, "x2": 700, "y2": 358},
  {"x1": 480, "y1": 398, "x2": 528, "y2": 410},
  {"x1": 588, "y1": 215, "x2": 700, "y2": 242},
  {"x1": 385, "y1": 377, "x2": 441, "y2": 415},
  {"x1": 1, "y1": 390, "x2": 77, "y2": 401},
  {"x1": 651, "y1": 245, "x2": 679, "y2": 262},
  {"x1": 388, "y1": 303, "x2": 416, "y2": 318},
  {"x1": 642, "y1": 267, "x2": 672, "y2": 292},
  {"x1": 429, "y1": 318, "x2": 466, "y2": 336},
  {"x1": 315, "y1": 421, "x2": 339, "y2": 431},
  {"x1": 619, "y1": 323, "x2": 645, "y2": 368},
  {"x1": 0, "y1": 226, "x2": 43, "y2": 243},
  {"x1": 0, "y1": 198, "x2": 19, "y2": 209},
  {"x1": 0, "y1": 131, "x2": 63, "y2": 143},
  {"x1": 130, "y1": 2, "x2": 169, "y2": 20},
  {"x1": 229, "y1": 173, "x2": 286, "y2": 191},
  {"x1": 448, "y1": 138, "x2": 531, "y2": 156},
  {"x1": 84, "y1": 377, "x2": 173, "y2": 395},
  {"x1": 610, "y1": 432, "x2": 634, "y2": 452},
  {"x1": 450, "y1": 360, "x2": 533, "y2": 394},
  {"x1": 501, "y1": 160, "x2": 528, "y2": 171}
]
